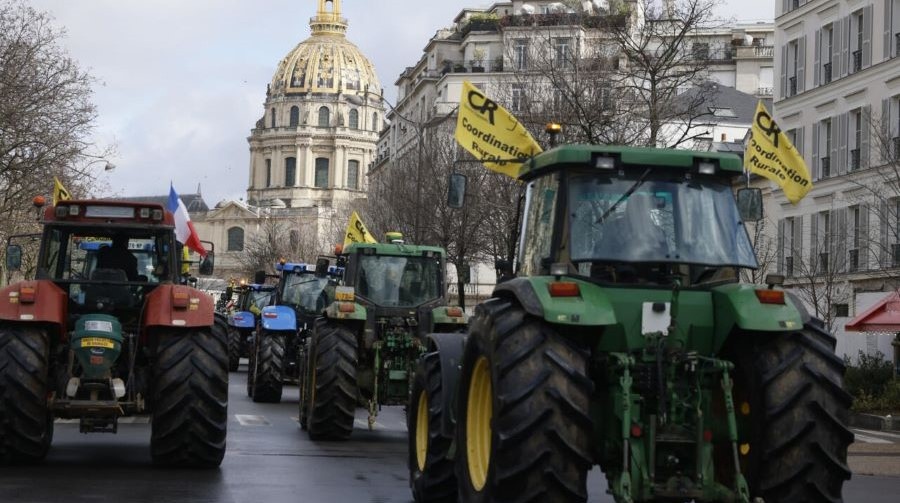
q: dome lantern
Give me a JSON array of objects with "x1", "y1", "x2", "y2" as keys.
[{"x1": 311, "y1": 0, "x2": 347, "y2": 36}]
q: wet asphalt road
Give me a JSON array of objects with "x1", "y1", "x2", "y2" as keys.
[{"x1": 0, "y1": 364, "x2": 898, "y2": 503}]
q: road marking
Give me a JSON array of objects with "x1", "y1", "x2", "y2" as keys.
[
  {"x1": 852, "y1": 430, "x2": 893, "y2": 444},
  {"x1": 54, "y1": 417, "x2": 149, "y2": 424},
  {"x1": 853, "y1": 428, "x2": 900, "y2": 440},
  {"x1": 235, "y1": 414, "x2": 270, "y2": 426},
  {"x1": 354, "y1": 419, "x2": 385, "y2": 429}
]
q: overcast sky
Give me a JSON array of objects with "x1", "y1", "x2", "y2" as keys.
[{"x1": 27, "y1": 0, "x2": 776, "y2": 206}]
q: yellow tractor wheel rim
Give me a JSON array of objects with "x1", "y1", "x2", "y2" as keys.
[
  {"x1": 415, "y1": 390, "x2": 429, "y2": 471},
  {"x1": 466, "y1": 356, "x2": 492, "y2": 491}
]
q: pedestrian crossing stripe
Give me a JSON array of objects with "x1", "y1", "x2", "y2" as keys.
[{"x1": 235, "y1": 414, "x2": 270, "y2": 426}]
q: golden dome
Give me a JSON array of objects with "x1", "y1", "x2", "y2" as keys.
[{"x1": 270, "y1": 0, "x2": 381, "y2": 97}]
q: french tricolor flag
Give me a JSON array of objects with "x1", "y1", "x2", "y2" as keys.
[{"x1": 168, "y1": 184, "x2": 207, "y2": 258}]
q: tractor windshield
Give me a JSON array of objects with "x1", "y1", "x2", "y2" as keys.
[
  {"x1": 282, "y1": 273, "x2": 331, "y2": 313},
  {"x1": 567, "y1": 171, "x2": 757, "y2": 269},
  {"x1": 355, "y1": 255, "x2": 442, "y2": 307}
]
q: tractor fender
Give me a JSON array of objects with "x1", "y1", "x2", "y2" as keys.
[
  {"x1": 712, "y1": 283, "x2": 805, "y2": 350},
  {"x1": 143, "y1": 284, "x2": 214, "y2": 330},
  {"x1": 431, "y1": 306, "x2": 468, "y2": 327},
  {"x1": 424, "y1": 332, "x2": 467, "y2": 439},
  {"x1": 259, "y1": 305, "x2": 297, "y2": 332},
  {"x1": 494, "y1": 277, "x2": 617, "y2": 326},
  {"x1": 229, "y1": 310, "x2": 256, "y2": 329},
  {"x1": 0, "y1": 280, "x2": 67, "y2": 337}
]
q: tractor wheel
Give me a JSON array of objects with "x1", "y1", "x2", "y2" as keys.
[
  {"x1": 455, "y1": 299, "x2": 593, "y2": 503},
  {"x1": 246, "y1": 333, "x2": 257, "y2": 398},
  {"x1": 738, "y1": 322, "x2": 853, "y2": 502},
  {"x1": 408, "y1": 351, "x2": 456, "y2": 502},
  {"x1": 251, "y1": 331, "x2": 285, "y2": 403},
  {"x1": 0, "y1": 324, "x2": 53, "y2": 464},
  {"x1": 214, "y1": 316, "x2": 238, "y2": 372},
  {"x1": 151, "y1": 328, "x2": 228, "y2": 467},
  {"x1": 307, "y1": 323, "x2": 357, "y2": 440},
  {"x1": 297, "y1": 336, "x2": 311, "y2": 430}
]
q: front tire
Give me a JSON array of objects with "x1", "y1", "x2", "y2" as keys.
[
  {"x1": 740, "y1": 322, "x2": 853, "y2": 502},
  {"x1": 455, "y1": 299, "x2": 593, "y2": 502},
  {"x1": 151, "y1": 328, "x2": 228, "y2": 467},
  {"x1": 307, "y1": 323, "x2": 357, "y2": 440},
  {"x1": 215, "y1": 316, "x2": 238, "y2": 372},
  {"x1": 408, "y1": 351, "x2": 456, "y2": 502},
  {"x1": 0, "y1": 324, "x2": 53, "y2": 464},
  {"x1": 251, "y1": 331, "x2": 285, "y2": 403}
]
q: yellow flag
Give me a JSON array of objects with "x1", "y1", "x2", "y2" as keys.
[
  {"x1": 454, "y1": 81, "x2": 542, "y2": 178},
  {"x1": 344, "y1": 211, "x2": 377, "y2": 247},
  {"x1": 744, "y1": 101, "x2": 812, "y2": 204},
  {"x1": 52, "y1": 177, "x2": 72, "y2": 206}
]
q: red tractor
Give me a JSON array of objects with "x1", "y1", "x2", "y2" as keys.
[{"x1": 0, "y1": 199, "x2": 227, "y2": 467}]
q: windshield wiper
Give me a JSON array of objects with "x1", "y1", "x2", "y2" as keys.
[{"x1": 596, "y1": 168, "x2": 652, "y2": 224}]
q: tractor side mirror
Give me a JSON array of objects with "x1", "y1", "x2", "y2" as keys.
[
  {"x1": 736, "y1": 188, "x2": 763, "y2": 222},
  {"x1": 199, "y1": 252, "x2": 215, "y2": 275},
  {"x1": 254, "y1": 270, "x2": 267, "y2": 284},
  {"x1": 315, "y1": 258, "x2": 330, "y2": 277},
  {"x1": 5, "y1": 245, "x2": 22, "y2": 272},
  {"x1": 448, "y1": 173, "x2": 467, "y2": 209}
]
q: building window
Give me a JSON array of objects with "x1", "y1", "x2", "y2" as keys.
[
  {"x1": 823, "y1": 24, "x2": 833, "y2": 84},
  {"x1": 349, "y1": 109, "x2": 359, "y2": 129},
  {"x1": 692, "y1": 42, "x2": 710, "y2": 60},
  {"x1": 227, "y1": 227, "x2": 244, "y2": 252},
  {"x1": 289, "y1": 106, "x2": 300, "y2": 127},
  {"x1": 315, "y1": 158, "x2": 329, "y2": 188},
  {"x1": 265, "y1": 159, "x2": 272, "y2": 188},
  {"x1": 818, "y1": 210, "x2": 831, "y2": 274},
  {"x1": 284, "y1": 157, "x2": 296, "y2": 186},
  {"x1": 851, "y1": 109, "x2": 862, "y2": 171},
  {"x1": 786, "y1": 217, "x2": 797, "y2": 276},
  {"x1": 511, "y1": 84, "x2": 526, "y2": 112},
  {"x1": 514, "y1": 39, "x2": 528, "y2": 70},
  {"x1": 318, "y1": 106, "x2": 330, "y2": 127},
  {"x1": 554, "y1": 38, "x2": 572, "y2": 66},
  {"x1": 852, "y1": 11, "x2": 864, "y2": 73},
  {"x1": 789, "y1": 39, "x2": 799, "y2": 96},
  {"x1": 833, "y1": 303, "x2": 850, "y2": 317},
  {"x1": 820, "y1": 118, "x2": 832, "y2": 178},
  {"x1": 270, "y1": 107, "x2": 276, "y2": 128},
  {"x1": 347, "y1": 160, "x2": 359, "y2": 189}
]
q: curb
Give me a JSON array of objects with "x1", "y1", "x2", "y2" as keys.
[{"x1": 850, "y1": 412, "x2": 899, "y2": 431}]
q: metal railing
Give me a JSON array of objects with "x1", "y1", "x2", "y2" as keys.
[
  {"x1": 850, "y1": 148, "x2": 860, "y2": 171},
  {"x1": 896, "y1": 33, "x2": 900, "y2": 58},
  {"x1": 788, "y1": 76, "x2": 797, "y2": 96},
  {"x1": 894, "y1": 137, "x2": 900, "y2": 159},
  {"x1": 819, "y1": 252, "x2": 830, "y2": 274},
  {"x1": 893, "y1": 243, "x2": 900, "y2": 267},
  {"x1": 823, "y1": 62, "x2": 832, "y2": 84},
  {"x1": 853, "y1": 50, "x2": 862, "y2": 72},
  {"x1": 757, "y1": 87, "x2": 773, "y2": 96},
  {"x1": 820, "y1": 156, "x2": 831, "y2": 178}
]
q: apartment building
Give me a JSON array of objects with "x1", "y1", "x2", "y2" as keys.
[{"x1": 772, "y1": 0, "x2": 900, "y2": 359}]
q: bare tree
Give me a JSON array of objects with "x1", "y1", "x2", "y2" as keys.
[
  {"x1": 0, "y1": 0, "x2": 113, "y2": 282},
  {"x1": 605, "y1": 0, "x2": 722, "y2": 147},
  {"x1": 741, "y1": 217, "x2": 778, "y2": 285}
]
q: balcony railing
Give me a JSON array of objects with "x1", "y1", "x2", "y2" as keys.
[
  {"x1": 823, "y1": 62, "x2": 832, "y2": 84},
  {"x1": 788, "y1": 76, "x2": 797, "y2": 96},
  {"x1": 895, "y1": 33, "x2": 900, "y2": 58},
  {"x1": 893, "y1": 137, "x2": 900, "y2": 159},
  {"x1": 893, "y1": 243, "x2": 900, "y2": 267},
  {"x1": 786, "y1": 256, "x2": 794, "y2": 277},
  {"x1": 819, "y1": 252, "x2": 830, "y2": 274},
  {"x1": 852, "y1": 50, "x2": 862, "y2": 72},
  {"x1": 820, "y1": 156, "x2": 831, "y2": 178},
  {"x1": 850, "y1": 148, "x2": 860, "y2": 171},
  {"x1": 440, "y1": 59, "x2": 504, "y2": 74},
  {"x1": 757, "y1": 87, "x2": 774, "y2": 97},
  {"x1": 735, "y1": 44, "x2": 774, "y2": 59}
]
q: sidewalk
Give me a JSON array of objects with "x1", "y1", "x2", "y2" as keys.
[{"x1": 850, "y1": 428, "x2": 900, "y2": 477}]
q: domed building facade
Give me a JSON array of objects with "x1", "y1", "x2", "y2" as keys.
[
  {"x1": 247, "y1": 0, "x2": 384, "y2": 209},
  {"x1": 193, "y1": 0, "x2": 385, "y2": 278}
]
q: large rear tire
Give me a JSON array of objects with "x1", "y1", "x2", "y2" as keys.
[
  {"x1": 251, "y1": 331, "x2": 285, "y2": 403},
  {"x1": 455, "y1": 299, "x2": 593, "y2": 502},
  {"x1": 740, "y1": 322, "x2": 853, "y2": 502},
  {"x1": 408, "y1": 351, "x2": 456, "y2": 502},
  {"x1": 0, "y1": 324, "x2": 53, "y2": 464},
  {"x1": 215, "y1": 315, "x2": 238, "y2": 372},
  {"x1": 151, "y1": 328, "x2": 228, "y2": 467},
  {"x1": 298, "y1": 335, "x2": 311, "y2": 430},
  {"x1": 307, "y1": 323, "x2": 357, "y2": 440}
]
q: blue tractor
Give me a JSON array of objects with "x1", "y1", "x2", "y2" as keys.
[
  {"x1": 227, "y1": 283, "x2": 276, "y2": 372},
  {"x1": 246, "y1": 261, "x2": 339, "y2": 403}
]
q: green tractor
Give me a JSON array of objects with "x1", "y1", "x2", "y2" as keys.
[
  {"x1": 408, "y1": 145, "x2": 852, "y2": 502},
  {"x1": 298, "y1": 236, "x2": 468, "y2": 440}
]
